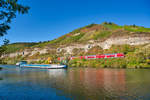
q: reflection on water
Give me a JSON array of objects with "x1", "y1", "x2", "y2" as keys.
[{"x1": 0, "y1": 65, "x2": 150, "y2": 100}]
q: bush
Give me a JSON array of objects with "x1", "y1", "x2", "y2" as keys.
[
  {"x1": 68, "y1": 58, "x2": 127, "y2": 68},
  {"x1": 0, "y1": 67, "x2": 2, "y2": 70}
]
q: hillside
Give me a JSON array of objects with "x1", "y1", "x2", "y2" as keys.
[
  {"x1": 32, "y1": 22, "x2": 150, "y2": 47},
  {"x1": 5, "y1": 42, "x2": 38, "y2": 54},
  {"x1": 4, "y1": 22, "x2": 150, "y2": 52},
  {"x1": 1, "y1": 22, "x2": 150, "y2": 68}
]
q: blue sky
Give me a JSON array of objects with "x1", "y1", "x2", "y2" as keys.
[{"x1": 1, "y1": 0, "x2": 150, "y2": 44}]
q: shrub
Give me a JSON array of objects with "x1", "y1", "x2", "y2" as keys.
[{"x1": 0, "y1": 67, "x2": 2, "y2": 70}]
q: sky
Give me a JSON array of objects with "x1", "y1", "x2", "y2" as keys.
[{"x1": 1, "y1": 0, "x2": 150, "y2": 44}]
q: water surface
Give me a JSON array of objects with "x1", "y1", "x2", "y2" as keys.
[{"x1": 0, "y1": 65, "x2": 150, "y2": 100}]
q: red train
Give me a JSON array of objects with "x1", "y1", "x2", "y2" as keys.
[{"x1": 58, "y1": 53, "x2": 125, "y2": 61}]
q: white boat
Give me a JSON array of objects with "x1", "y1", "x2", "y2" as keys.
[
  {"x1": 20, "y1": 64, "x2": 67, "y2": 69},
  {"x1": 16, "y1": 61, "x2": 67, "y2": 69}
]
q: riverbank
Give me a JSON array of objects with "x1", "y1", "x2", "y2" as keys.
[
  {"x1": 2, "y1": 43, "x2": 150, "y2": 69},
  {"x1": 67, "y1": 58, "x2": 150, "y2": 69}
]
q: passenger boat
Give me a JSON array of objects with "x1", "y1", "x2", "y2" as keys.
[{"x1": 16, "y1": 61, "x2": 67, "y2": 69}]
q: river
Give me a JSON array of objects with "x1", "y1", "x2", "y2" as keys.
[{"x1": 0, "y1": 65, "x2": 150, "y2": 100}]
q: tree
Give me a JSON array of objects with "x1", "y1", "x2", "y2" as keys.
[
  {"x1": 132, "y1": 24, "x2": 136, "y2": 27},
  {"x1": 0, "y1": 46, "x2": 5, "y2": 56},
  {"x1": 0, "y1": 0, "x2": 29, "y2": 62},
  {"x1": 3, "y1": 39, "x2": 9, "y2": 45},
  {"x1": 0, "y1": 0, "x2": 30, "y2": 37}
]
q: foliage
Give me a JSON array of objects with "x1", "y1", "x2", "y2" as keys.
[
  {"x1": 0, "y1": 0, "x2": 29, "y2": 62},
  {"x1": 68, "y1": 58, "x2": 126, "y2": 68},
  {"x1": 3, "y1": 39, "x2": 10, "y2": 45},
  {"x1": 4, "y1": 42, "x2": 37, "y2": 53},
  {"x1": 93, "y1": 31, "x2": 112, "y2": 40},
  {"x1": 123, "y1": 25, "x2": 150, "y2": 32},
  {"x1": 0, "y1": 0, "x2": 29, "y2": 37},
  {"x1": 0, "y1": 46, "x2": 6, "y2": 56},
  {"x1": 86, "y1": 46, "x2": 103, "y2": 55},
  {"x1": 102, "y1": 22, "x2": 122, "y2": 30},
  {"x1": 68, "y1": 45, "x2": 150, "y2": 69},
  {"x1": 104, "y1": 45, "x2": 136, "y2": 54}
]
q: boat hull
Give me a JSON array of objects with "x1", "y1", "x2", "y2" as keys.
[{"x1": 20, "y1": 64, "x2": 67, "y2": 69}]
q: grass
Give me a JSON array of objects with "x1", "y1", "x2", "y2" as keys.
[
  {"x1": 59, "y1": 33, "x2": 85, "y2": 44},
  {"x1": 123, "y1": 25, "x2": 150, "y2": 32},
  {"x1": 93, "y1": 31, "x2": 112, "y2": 40},
  {"x1": 102, "y1": 24, "x2": 122, "y2": 30},
  {"x1": 5, "y1": 42, "x2": 37, "y2": 53}
]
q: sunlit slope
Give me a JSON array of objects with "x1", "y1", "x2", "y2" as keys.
[
  {"x1": 5, "y1": 42, "x2": 37, "y2": 53},
  {"x1": 34, "y1": 22, "x2": 150, "y2": 47},
  {"x1": 4, "y1": 22, "x2": 150, "y2": 53}
]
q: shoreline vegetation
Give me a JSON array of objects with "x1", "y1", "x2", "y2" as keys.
[
  {"x1": 67, "y1": 45, "x2": 150, "y2": 69},
  {"x1": 2, "y1": 44, "x2": 150, "y2": 69},
  {"x1": 67, "y1": 58, "x2": 150, "y2": 69}
]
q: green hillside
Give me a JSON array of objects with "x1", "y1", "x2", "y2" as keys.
[
  {"x1": 4, "y1": 22, "x2": 150, "y2": 53},
  {"x1": 33, "y1": 22, "x2": 150, "y2": 47},
  {"x1": 2, "y1": 22, "x2": 150, "y2": 68},
  {"x1": 5, "y1": 42, "x2": 37, "y2": 53}
]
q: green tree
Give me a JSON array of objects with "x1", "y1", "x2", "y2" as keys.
[
  {"x1": 0, "y1": 46, "x2": 5, "y2": 56},
  {"x1": 3, "y1": 39, "x2": 9, "y2": 45},
  {"x1": 0, "y1": 0, "x2": 29, "y2": 63},
  {"x1": 0, "y1": 0, "x2": 29, "y2": 36}
]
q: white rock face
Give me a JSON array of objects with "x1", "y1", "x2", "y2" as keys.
[
  {"x1": 61, "y1": 36, "x2": 150, "y2": 53},
  {"x1": 73, "y1": 33, "x2": 80, "y2": 36},
  {"x1": 99, "y1": 37, "x2": 150, "y2": 49},
  {"x1": 2, "y1": 36, "x2": 150, "y2": 58},
  {"x1": 2, "y1": 48, "x2": 48, "y2": 58}
]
